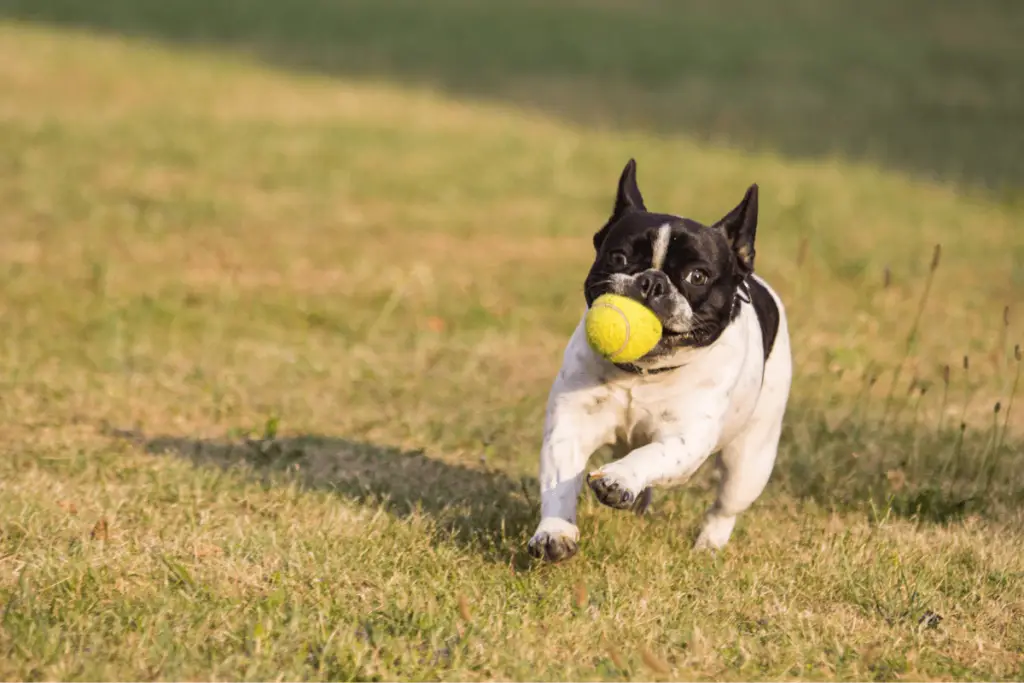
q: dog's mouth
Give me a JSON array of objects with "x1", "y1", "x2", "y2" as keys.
[
  {"x1": 626, "y1": 296, "x2": 693, "y2": 340},
  {"x1": 655, "y1": 327, "x2": 701, "y2": 352},
  {"x1": 630, "y1": 300, "x2": 697, "y2": 354},
  {"x1": 587, "y1": 274, "x2": 695, "y2": 346},
  {"x1": 660, "y1": 327, "x2": 689, "y2": 341}
]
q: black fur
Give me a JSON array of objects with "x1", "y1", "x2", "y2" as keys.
[
  {"x1": 746, "y1": 277, "x2": 780, "y2": 362},
  {"x1": 593, "y1": 158, "x2": 646, "y2": 252}
]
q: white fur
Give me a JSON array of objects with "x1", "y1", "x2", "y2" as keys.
[
  {"x1": 528, "y1": 275, "x2": 792, "y2": 558},
  {"x1": 650, "y1": 223, "x2": 672, "y2": 271}
]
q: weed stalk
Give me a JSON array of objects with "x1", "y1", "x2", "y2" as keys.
[{"x1": 881, "y1": 245, "x2": 941, "y2": 428}]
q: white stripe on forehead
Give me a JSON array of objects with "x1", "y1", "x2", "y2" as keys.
[{"x1": 650, "y1": 223, "x2": 672, "y2": 271}]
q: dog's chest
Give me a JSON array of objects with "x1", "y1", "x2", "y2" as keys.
[
  {"x1": 596, "y1": 357, "x2": 762, "y2": 453},
  {"x1": 598, "y1": 377, "x2": 699, "y2": 449}
]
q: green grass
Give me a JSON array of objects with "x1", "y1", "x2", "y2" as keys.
[
  {"x1": 1, "y1": 2, "x2": 1023, "y2": 680},
  {"x1": 3, "y1": 0, "x2": 1024, "y2": 191}
]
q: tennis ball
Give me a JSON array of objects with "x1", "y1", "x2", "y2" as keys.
[{"x1": 585, "y1": 294, "x2": 663, "y2": 363}]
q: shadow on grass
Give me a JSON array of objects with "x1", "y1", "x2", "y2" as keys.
[
  {"x1": 114, "y1": 407, "x2": 1024, "y2": 571},
  {"x1": 2, "y1": 0, "x2": 1023, "y2": 192},
  {"x1": 120, "y1": 430, "x2": 538, "y2": 566}
]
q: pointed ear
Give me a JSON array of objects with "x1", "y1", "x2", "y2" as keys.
[
  {"x1": 612, "y1": 158, "x2": 646, "y2": 218},
  {"x1": 714, "y1": 183, "x2": 759, "y2": 274},
  {"x1": 594, "y1": 158, "x2": 646, "y2": 251}
]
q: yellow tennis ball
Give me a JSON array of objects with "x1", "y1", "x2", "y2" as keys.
[{"x1": 585, "y1": 294, "x2": 663, "y2": 363}]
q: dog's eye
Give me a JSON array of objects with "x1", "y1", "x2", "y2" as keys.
[
  {"x1": 607, "y1": 251, "x2": 628, "y2": 268},
  {"x1": 685, "y1": 269, "x2": 709, "y2": 286}
]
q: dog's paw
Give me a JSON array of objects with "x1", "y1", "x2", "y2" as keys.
[
  {"x1": 527, "y1": 518, "x2": 580, "y2": 562},
  {"x1": 632, "y1": 486, "x2": 654, "y2": 516},
  {"x1": 694, "y1": 513, "x2": 736, "y2": 551},
  {"x1": 587, "y1": 467, "x2": 644, "y2": 510}
]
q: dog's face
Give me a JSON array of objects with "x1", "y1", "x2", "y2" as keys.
[{"x1": 584, "y1": 159, "x2": 759, "y2": 360}]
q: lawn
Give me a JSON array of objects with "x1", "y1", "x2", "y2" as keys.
[{"x1": 1, "y1": 1, "x2": 1023, "y2": 680}]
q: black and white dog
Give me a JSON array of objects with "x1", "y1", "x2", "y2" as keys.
[{"x1": 527, "y1": 159, "x2": 792, "y2": 562}]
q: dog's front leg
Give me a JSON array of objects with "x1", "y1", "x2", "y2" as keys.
[
  {"x1": 587, "y1": 427, "x2": 718, "y2": 510},
  {"x1": 527, "y1": 393, "x2": 611, "y2": 562}
]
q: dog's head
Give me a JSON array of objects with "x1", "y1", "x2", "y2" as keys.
[{"x1": 584, "y1": 159, "x2": 759, "y2": 362}]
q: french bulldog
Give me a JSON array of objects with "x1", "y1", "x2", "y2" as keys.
[{"x1": 527, "y1": 159, "x2": 792, "y2": 562}]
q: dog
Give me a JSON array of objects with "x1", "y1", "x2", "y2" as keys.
[{"x1": 527, "y1": 159, "x2": 792, "y2": 562}]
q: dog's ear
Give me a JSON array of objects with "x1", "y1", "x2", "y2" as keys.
[
  {"x1": 713, "y1": 183, "x2": 758, "y2": 274},
  {"x1": 594, "y1": 158, "x2": 646, "y2": 251},
  {"x1": 612, "y1": 158, "x2": 646, "y2": 219}
]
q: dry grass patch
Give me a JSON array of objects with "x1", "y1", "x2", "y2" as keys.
[{"x1": 1, "y1": 9, "x2": 1023, "y2": 681}]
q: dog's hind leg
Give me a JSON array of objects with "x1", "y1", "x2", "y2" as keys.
[
  {"x1": 695, "y1": 421, "x2": 781, "y2": 550},
  {"x1": 696, "y1": 330, "x2": 791, "y2": 550}
]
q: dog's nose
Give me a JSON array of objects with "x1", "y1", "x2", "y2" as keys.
[{"x1": 636, "y1": 270, "x2": 670, "y2": 301}]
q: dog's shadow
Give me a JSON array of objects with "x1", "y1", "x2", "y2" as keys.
[{"x1": 116, "y1": 429, "x2": 538, "y2": 565}]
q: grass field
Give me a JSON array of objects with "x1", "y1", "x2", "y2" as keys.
[{"x1": 1, "y1": 1, "x2": 1023, "y2": 680}]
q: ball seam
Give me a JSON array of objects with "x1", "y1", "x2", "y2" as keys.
[{"x1": 591, "y1": 302, "x2": 632, "y2": 361}]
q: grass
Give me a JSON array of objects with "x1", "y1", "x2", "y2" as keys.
[
  {"x1": 1, "y1": 2, "x2": 1024, "y2": 680},
  {"x1": 2, "y1": 0, "x2": 1024, "y2": 192}
]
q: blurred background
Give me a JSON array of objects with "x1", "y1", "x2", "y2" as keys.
[{"x1": 1, "y1": 1, "x2": 1023, "y2": 679}]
